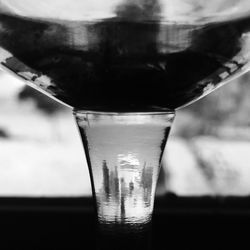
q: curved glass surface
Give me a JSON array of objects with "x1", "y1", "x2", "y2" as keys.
[
  {"x1": 1, "y1": 0, "x2": 250, "y2": 23},
  {"x1": 0, "y1": 0, "x2": 250, "y2": 112}
]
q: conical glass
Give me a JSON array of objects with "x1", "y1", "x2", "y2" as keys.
[{"x1": 1, "y1": 1, "x2": 250, "y2": 249}]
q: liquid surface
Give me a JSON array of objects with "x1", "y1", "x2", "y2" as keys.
[{"x1": 0, "y1": 12, "x2": 250, "y2": 111}]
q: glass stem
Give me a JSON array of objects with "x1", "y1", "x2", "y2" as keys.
[{"x1": 74, "y1": 110, "x2": 175, "y2": 250}]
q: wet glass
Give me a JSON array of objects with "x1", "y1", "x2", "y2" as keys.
[{"x1": 1, "y1": 0, "x2": 250, "y2": 249}]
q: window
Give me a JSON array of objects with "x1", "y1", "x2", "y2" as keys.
[{"x1": 1, "y1": 70, "x2": 250, "y2": 197}]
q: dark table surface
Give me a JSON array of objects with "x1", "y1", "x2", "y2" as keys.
[{"x1": 0, "y1": 194, "x2": 249, "y2": 249}]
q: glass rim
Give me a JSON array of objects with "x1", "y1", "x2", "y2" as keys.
[{"x1": 73, "y1": 109, "x2": 175, "y2": 116}]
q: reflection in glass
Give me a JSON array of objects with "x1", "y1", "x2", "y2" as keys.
[{"x1": 75, "y1": 112, "x2": 174, "y2": 231}]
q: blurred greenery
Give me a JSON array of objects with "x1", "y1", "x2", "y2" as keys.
[
  {"x1": 18, "y1": 85, "x2": 66, "y2": 115},
  {"x1": 14, "y1": 71, "x2": 250, "y2": 141},
  {"x1": 174, "y1": 72, "x2": 250, "y2": 139}
]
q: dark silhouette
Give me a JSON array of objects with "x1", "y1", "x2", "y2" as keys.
[
  {"x1": 120, "y1": 177, "x2": 126, "y2": 221},
  {"x1": 18, "y1": 86, "x2": 64, "y2": 115},
  {"x1": 129, "y1": 181, "x2": 134, "y2": 196},
  {"x1": 0, "y1": 128, "x2": 9, "y2": 139},
  {"x1": 102, "y1": 160, "x2": 110, "y2": 200}
]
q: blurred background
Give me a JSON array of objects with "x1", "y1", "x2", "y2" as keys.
[{"x1": 1, "y1": 69, "x2": 250, "y2": 197}]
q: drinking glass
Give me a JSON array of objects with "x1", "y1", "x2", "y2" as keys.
[{"x1": 1, "y1": 0, "x2": 250, "y2": 249}]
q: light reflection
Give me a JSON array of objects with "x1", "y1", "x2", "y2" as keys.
[
  {"x1": 75, "y1": 112, "x2": 173, "y2": 227},
  {"x1": 98, "y1": 157, "x2": 155, "y2": 225}
]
